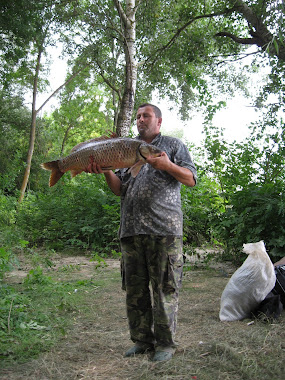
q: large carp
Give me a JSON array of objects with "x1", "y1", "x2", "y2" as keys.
[{"x1": 41, "y1": 135, "x2": 163, "y2": 187}]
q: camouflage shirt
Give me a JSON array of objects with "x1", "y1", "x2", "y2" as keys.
[{"x1": 115, "y1": 133, "x2": 197, "y2": 239}]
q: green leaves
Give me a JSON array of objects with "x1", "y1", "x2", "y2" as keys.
[
  {"x1": 0, "y1": 247, "x2": 14, "y2": 280},
  {"x1": 16, "y1": 175, "x2": 120, "y2": 254},
  {"x1": 216, "y1": 182, "x2": 285, "y2": 261}
]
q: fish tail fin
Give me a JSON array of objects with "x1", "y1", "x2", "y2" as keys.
[
  {"x1": 128, "y1": 161, "x2": 144, "y2": 177},
  {"x1": 41, "y1": 160, "x2": 64, "y2": 187}
]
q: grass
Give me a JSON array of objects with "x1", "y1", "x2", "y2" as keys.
[
  {"x1": 0, "y1": 253, "x2": 284, "y2": 380},
  {"x1": 0, "y1": 276, "x2": 105, "y2": 365}
]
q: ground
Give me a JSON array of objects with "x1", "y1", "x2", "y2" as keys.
[{"x1": 0, "y1": 252, "x2": 284, "y2": 380}]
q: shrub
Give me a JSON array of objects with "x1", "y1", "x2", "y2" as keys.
[
  {"x1": 17, "y1": 174, "x2": 120, "y2": 255},
  {"x1": 215, "y1": 182, "x2": 285, "y2": 263}
]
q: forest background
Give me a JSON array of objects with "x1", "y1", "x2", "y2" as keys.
[{"x1": 0, "y1": 0, "x2": 285, "y2": 277}]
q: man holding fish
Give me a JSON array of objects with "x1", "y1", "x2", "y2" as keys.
[{"x1": 86, "y1": 103, "x2": 197, "y2": 362}]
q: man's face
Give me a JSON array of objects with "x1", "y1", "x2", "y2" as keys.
[{"x1": 136, "y1": 105, "x2": 162, "y2": 143}]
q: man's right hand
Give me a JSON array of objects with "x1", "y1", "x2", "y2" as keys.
[
  {"x1": 85, "y1": 155, "x2": 121, "y2": 196},
  {"x1": 85, "y1": 156, "x2": 104, "y2": 174}
]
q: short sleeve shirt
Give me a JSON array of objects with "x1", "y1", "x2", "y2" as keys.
[{"x1": 115, "y1": 133, "x2": 197, "y2": 238}]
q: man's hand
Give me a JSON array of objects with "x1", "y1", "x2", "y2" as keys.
[
  {"x1": 85, "y1": 155, "x2": 121, "y2": 195},
  {"x1": 85, "y1": 156, "x2": 106, "y2": 174},
  {"x1": 146, "y1": 151, "x2": 171, "y2": 171},
  {"x1": 146, "y1": 151, "x2": 196, "y2": 187}
]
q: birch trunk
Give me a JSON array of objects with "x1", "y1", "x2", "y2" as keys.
[{"x1": 113, "y1": 0, "x2": 137, "y2": 136}]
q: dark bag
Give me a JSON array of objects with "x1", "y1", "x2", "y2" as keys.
[
  {"x1": 252, "y1": 264, "x2": 285, "y2": 320},
  {"x1": 272, "y1": 264, "x2": 285, "y2": 306}
]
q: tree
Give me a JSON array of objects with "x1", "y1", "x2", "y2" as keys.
[
  {"x1": 216, "y1": 0, "x2": 285, "y2": 62},
  {"x1": 2, "y1": 0, "x2": 284, "y2": 199},
  {"x1": 63, "y1": 1, "x2": 284, "y2": 134},
  {"x1": 0, "y1": 92, "x2": 31, "y2": 193},
  {"x1": 0, "y1": 0, "x2": 89, "y2": 201}
]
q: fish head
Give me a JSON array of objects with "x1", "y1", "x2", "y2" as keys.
[{"x1": 139, "y1": 143, "x2": 163, "y2": 160}]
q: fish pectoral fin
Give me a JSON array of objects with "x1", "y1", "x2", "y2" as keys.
[
  {"x1": 100, "y1": 166, "x2": 113, "y2": 170},
  {"x1": 128, "y1": 161, "x2": 144, "y2": 177},
  {"x1": 70, "y1": 169, "x2": 84, "y2": 178}
]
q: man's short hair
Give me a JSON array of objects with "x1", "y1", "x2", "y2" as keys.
[{"x1": 138, "y1": 103, "x2": 162, "y2": 118}]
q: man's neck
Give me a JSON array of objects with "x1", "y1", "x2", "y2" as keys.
[{"x1": 140, "y1": 132, "x2": 160, "y2": 144}]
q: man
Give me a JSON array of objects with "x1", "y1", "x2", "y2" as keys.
[{"x1": 87, "y1": 103, "x2": 197, "y2": 361}]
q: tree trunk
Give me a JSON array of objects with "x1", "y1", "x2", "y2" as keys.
[
  {"x1": 18, "y1": 61, "x2": 89, "y2": 202},
  {"x1": 18, "y1": 49, "x2": 42, "y2": 203},
  {"x1": 113, "y1": 0, "x2": 137, "y2": 137}
]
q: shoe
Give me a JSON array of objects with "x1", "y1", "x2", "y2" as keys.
[
  {"x1": 152, "y1": 349, "x2": 174, "y2": 362},
  {"x1": 124, "y1": 343, "x2": 154, "y2": 357}
]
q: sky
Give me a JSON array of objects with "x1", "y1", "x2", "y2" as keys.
[{"x1": 155, "y1": 96, "x2": 261, "y2": 146}]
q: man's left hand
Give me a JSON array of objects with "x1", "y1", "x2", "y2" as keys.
[{"x1": 146, "y1": 151, "x2": 171, "y2": 171}]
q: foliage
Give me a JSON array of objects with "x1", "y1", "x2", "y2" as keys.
[
  {"x1": 16, "y1": 175, "x2": 120, "y2": 254},
  {"x1": 48, "y1": 76, "x2": 112, "y2": 156},
  {"x1": 203, "y1": 119, "x2": 285, "y2": 263},
  {"x1": 215, "y1": 182, "x2": 285, "y2": 262},
  {"x1": 24, "y1": 266, "x2": 53, "y2": 286},
  {"x1": 0, "y1": 92, "x2": 31, "y2": 193},
  {"x1": 182, "y1": 172, "x2": 224, "y2": 246},
  {"x1": 0, "y1": 247, "x2": 16, "y2": 281}
]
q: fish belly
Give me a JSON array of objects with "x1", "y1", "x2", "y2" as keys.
[{"x1": 58, "y1": 140, "x2": 139, "y2": 172}]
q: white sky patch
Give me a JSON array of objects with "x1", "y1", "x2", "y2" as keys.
[{"x1": 153, "y1": 96, "x2": 261, "y2": 146}]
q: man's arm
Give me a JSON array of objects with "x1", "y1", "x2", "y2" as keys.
[
  {"x1": 86, "y1": 162, "x2": 121, "y2": 196},
  {"x1": 146, "y1": 152, "x2": 196, "y2": 187},
  {"x1": 103, "y1": 171, "x2": 121, "y2": 196}
]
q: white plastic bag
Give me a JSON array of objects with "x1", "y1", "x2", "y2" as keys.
[{"x1": 219, "y1": 241, "x2": 276, "y2": 321}]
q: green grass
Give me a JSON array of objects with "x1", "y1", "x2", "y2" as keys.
[
  {"x1": 0, "y1": 272, "x2": 105, "y2": 365},
  {"x1": 0, "y1": 253, "x2": 284, "y2": 380}
]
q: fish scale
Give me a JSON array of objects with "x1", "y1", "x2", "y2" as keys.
[{"x1": 41, "y1": 136, "x2": 162, "y2": 187}]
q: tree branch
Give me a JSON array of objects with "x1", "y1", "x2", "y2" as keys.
[
  {"x1": 36, "y1": 63, "x2": 90, "y2": 114},
  {"x1": 96, "y1": 60, "x2": 122, "y2": 103},
  {"x1": 217, "y1": 0, "x2": 285, "y2": 61},
  {"x1": 145, "y1": 10, "x2": 231, "y2": 67},
  {"x1": 215, "y1": 31, "x2": 263, "y2": 46},
  {"x1": 113, "y1": 0, "x2": 128, "y2": 28}
]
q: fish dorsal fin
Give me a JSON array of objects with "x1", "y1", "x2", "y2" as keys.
[{"x1": 71, "y1": 132, "x2": 117, "y2": 153}]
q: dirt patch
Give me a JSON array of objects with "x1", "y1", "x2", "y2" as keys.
[
  {"x1": 1, "y1": 254, "x2": 284, "y2": 380},
  {"x1": 5, "y1": 254, "x2": 121, "y2": 284}
]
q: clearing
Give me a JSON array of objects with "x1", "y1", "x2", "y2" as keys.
[{"x1": 0, "y1": 252, "x2": 284, "y2": 380}]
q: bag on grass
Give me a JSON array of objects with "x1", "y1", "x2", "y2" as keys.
[
  {"x1": 251, "y1": 264, "x2": 285, "y2": 320},
  {"x1": 219, "y1": 241, "x2": 276, "y2": 321},
  {"x1": 273, "y1": 264, "x2": 285, "y2": 306}
]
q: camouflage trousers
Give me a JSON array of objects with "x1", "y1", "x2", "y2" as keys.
[{"x1": 120, "y1": 235, "x2": 184, "y2": 349}]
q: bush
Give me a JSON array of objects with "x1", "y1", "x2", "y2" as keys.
[
  {"x1": 16, "y1": 174, "x2": 120, "y2": 255},
  {"x1": 182, "y1": 174, "x2": 224, "y2": 246},
  {"x1": 215, "y1": 182, "x2": 285, "y2": 263},
  {"x1": 0, "y1": 194, "x2": 17, "y2": 226}
]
